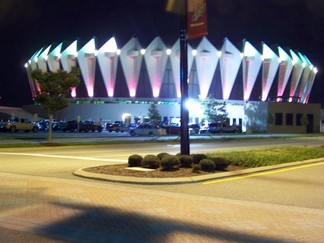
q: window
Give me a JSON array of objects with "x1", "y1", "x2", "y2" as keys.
[
  {"x1": 275, "y1": 113, "x2": 283, "y2": 125},
  {"x1": 286, "y1": 113, "x2": 293, "y2": 126},
  {"x1": 296, "y1": 113, "x2": 302, "y2": 126}
]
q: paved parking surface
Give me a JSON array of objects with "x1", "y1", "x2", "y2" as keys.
[
  {"x1": 1, "y1": 135, "x2": 324, "y2": 242},
  {"x1": 1, "y1": 170, "x2": 324, "y2": 242}
]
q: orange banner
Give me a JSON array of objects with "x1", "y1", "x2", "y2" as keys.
[{"x1": 187, "y1": 0, "x2": 208, "y2": 39}]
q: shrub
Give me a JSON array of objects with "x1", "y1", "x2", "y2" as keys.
[
  {"x1": 157, "y1": 152, "x2": 170, "y2": 160},
  {"x1": 199, "y1": 159, "x2": 216, "y2": 172},
  {"x1": 160, "y1": 155, "x2": 180, "y2": 171},
  {"x1": 141, "y1": 154, "x2": 160, "y2": 169},
  {"x1": 191, "y1": 154, "x2": 208, "y2": 164},
  {"x1": 179, "y1": 155, "x2": 194, "y2": 168},
  {"x1": 209, "y1": 157, "x2": 229, "y2": 170},
  {"x1": 192, "y1": 164, "x2": 201, "y2": 173},
  {"x1": 128, "y1": 154, "x2": 143, "y2": 167}
]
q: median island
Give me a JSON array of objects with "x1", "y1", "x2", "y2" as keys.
[{"x1": 83, "y1": 145, "x2": 324, "y2": 178}]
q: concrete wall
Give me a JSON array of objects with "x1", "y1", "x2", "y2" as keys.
[{"x1": 267, "y1": 102, "x2": 321, "y2": 133}]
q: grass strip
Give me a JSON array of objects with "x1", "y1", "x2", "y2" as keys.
[{"x1": 207, "y1": 145, "x2": 324, "y2": 167}]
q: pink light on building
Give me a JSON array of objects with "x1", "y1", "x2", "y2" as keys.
[
  {"x1": 195, "y1": 37, "x2": 218, "y2": 100},
  {"x1": 261, "y1": 43, "x2": 279, "y2": 101},
  {"x1": 77, "y1": 39, "x2": 97, "y2": 98},
  {"x1": 289, "y1": 50, "x2": 303, "y2": 99},
  {"x1": 242, "y1": 41, "x2": 262, "y2": 101},
  {"x1": 277, "y1": 47, "x2": 293, "y2": 98},
  {"x1": 243, "y1": 59, "x2": 251, "y2": 101},
  {"x1": 108, "y1": 88, "x2": 114, "y2": 97},
  {"x1": 36, "y1": 83, "x2": 41, "y2": 93},
  {"x1": 37, "y1": 45, "x2": 51, "y2": 72},
  {"x1": 220, "y1": 38, "x2": 242, "y2": 100},
  {"x1": 120, "y1": 37, "x2": 143, "y2": 98},
  {"x1": 27, "y1": 48, "x2": 44, "y2": 98},
  {"x1": 129, "y1": 88, "x2": 136, "y2": 97},
  {"x1": 170, "y1": 39, "x2": 194, "y2": 99},
  {"x1": 298, "y1": 53, "x2": 314, "y2": 104},
  {"x1": 153, "y1": 87, "x2": 159, "y2": 97},
  {"x1": 304, "y1": 68, "x2": 318, "y2": 104},
  {"x1": 71, "y1": 87, "x2": 76, "y2": 98},
  {"x1": 87, "y1": 86, "x2": 94, "y2": 97},
  {"x1": 61, "y1": 40, "x2": 78, "y2": 97},
  {"x1": 47, "y1": 43, "x2": 62, "y2": 72},
  {"x1": 177, "y1": 91, "x2": 181, "y2": 98},
  {"x1": 144, "y1": 37, "x2": 168, "y2": 98},
  {"x1": 97, "y1": 37, "x2": 118, "y2": 98}
]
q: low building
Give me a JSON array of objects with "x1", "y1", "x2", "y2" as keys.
[{"x1": 44, "y1": 99, "x2": 320, "y2": 134}]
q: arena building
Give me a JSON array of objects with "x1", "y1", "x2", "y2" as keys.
[{"x1": 24, "y1": 36, "x2": 320, "y2": 133}]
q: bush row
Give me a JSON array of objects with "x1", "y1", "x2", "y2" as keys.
[{"x1": 128, "y1": 153, "x2": 229, "y2": 172}]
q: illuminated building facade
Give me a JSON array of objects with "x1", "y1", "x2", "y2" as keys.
[{"x1": 24, "y1": 36, "x2": 320, "y2": 133}]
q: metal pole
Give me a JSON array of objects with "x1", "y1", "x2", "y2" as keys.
[{"x1": 180, "y1": 5, "x2": 190, "y2": 155}]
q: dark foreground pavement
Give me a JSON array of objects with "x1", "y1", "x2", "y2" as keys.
[
  {"x1": 1, "y1": 165, "x2": 324, "y2": 242},
  {"x1": 1, "y1": 134, "x2": 324, "y2": 242}
]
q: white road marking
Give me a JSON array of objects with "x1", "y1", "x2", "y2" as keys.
[{"x1": 0, "y1": 152, "x2": 127, "y2": 162}]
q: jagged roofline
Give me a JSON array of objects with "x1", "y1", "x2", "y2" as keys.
[{"x1": 25, "y1": 36, "x2": 317, "y2": 104}]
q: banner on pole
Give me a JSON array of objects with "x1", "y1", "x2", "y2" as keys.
[{"x1": 187, "y1": 0, "x2": 208, "y2": 39}]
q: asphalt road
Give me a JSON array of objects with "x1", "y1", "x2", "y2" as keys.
[
  {"x1": 0, "y1": 136, "x2": 323, "y2": 209},
  {"x1": 141, "y1": 161, "x2": 324, "y2": 210}
]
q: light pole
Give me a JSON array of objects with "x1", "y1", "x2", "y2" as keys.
[
  {"x1": 180, "y1": 12, "x2": 190, "y2": 155},
  {"x1": 167, "y1": 0, "x2": 208, "y2": 155}
]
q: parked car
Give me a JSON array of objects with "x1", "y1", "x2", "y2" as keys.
[
  {"x1": 0, "y1": 120, "x2": 7, "y2": 132},
  {"x1": 2, "y1": 118, "x2": 38, "y2": 133},
  {"x1": 52, "y1": 121, "x2": 66, "y2": 131},
  {"x1": 62, "y1": 120, "x2": 78, "y2": 132},
  {"x1": 106, "y1": 122, "x2": 130, "y2": 133},
  {"x1": 82, "y1": 121, "x2": 103, "y2": 132},
  {"x1": 129, "y1": 123, "x2": 166, "y2": 136},
  {"x1": 36, "y1": 119, "x2": 63, "y2": 131},
  {"x1": 161, "y1": 124, "x2": 181, "y2": 135},
  {"x1": 36, "y1": 120, "x2": 49, "y2": 131},
  {"x1": 205, "y1": 122, "x2": 242, "y2": 133},
  {"x1": 188, "y1": 124, "x2": 201, "y2": 134},
  {"x1": 62, "y1": 120, "x2": 102, "y2": 132},
  {"x1": 161, "y1": 123, "x2": 200, "y2": 135}
]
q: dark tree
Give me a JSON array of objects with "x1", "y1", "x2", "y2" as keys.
[
  {"x1": 31, "y1": 67, "x2": 80, "y2": 142},
  {"x1": 147, "y1": 103, "x2": 161, "y2": 126}
]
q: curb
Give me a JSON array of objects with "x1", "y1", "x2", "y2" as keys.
[{"x1": 73, "y1": 158, "x2": 324, "y2": 185}]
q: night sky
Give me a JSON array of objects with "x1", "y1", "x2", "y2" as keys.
[{"x1": 0, "y1": 0, "x2": 323, "y2": 106}]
